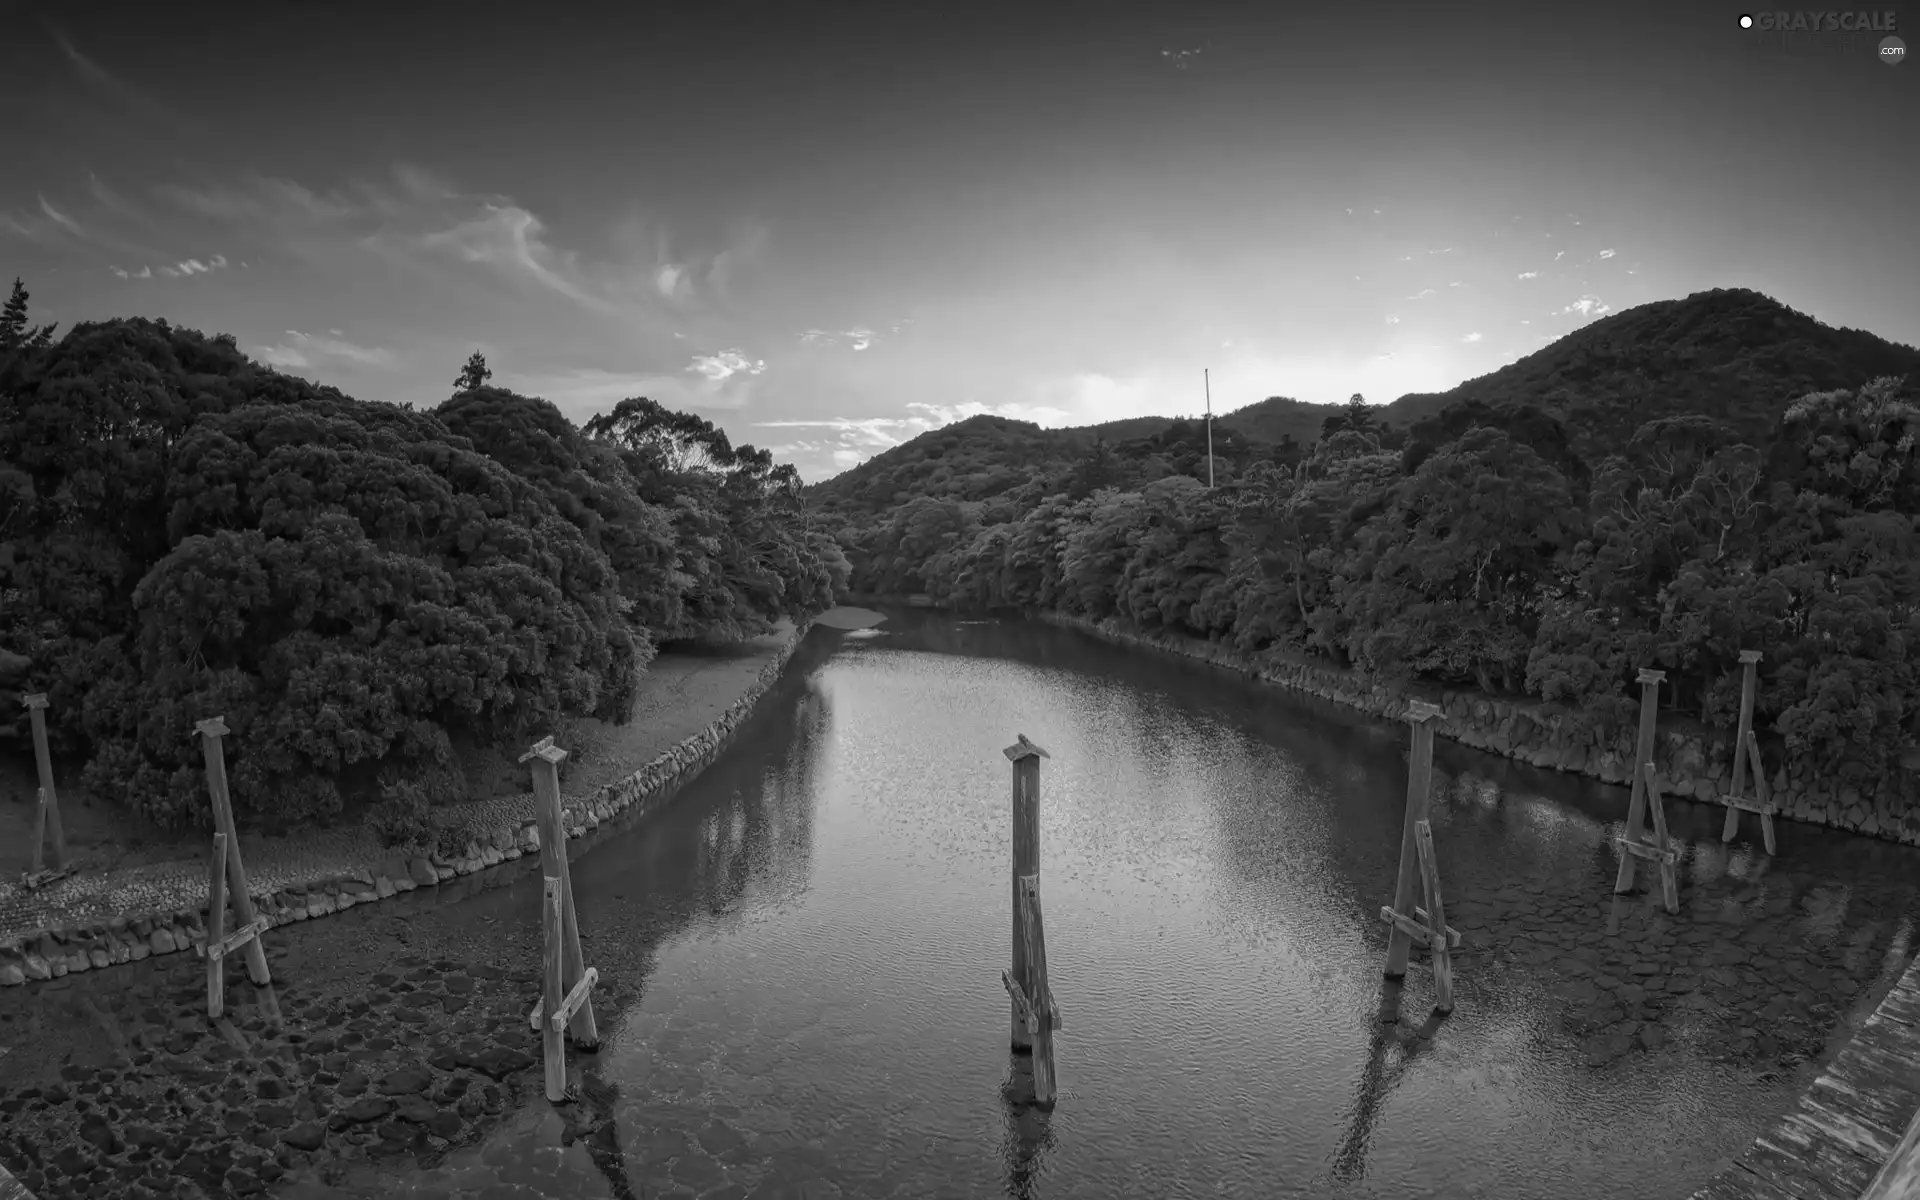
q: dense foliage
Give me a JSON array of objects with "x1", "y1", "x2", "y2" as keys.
[
  {"x1": 824, "y1": 290, "x2": 1920, "y2": 787},
  {"x1": 0, "y1": 290, "x2": 842, "y2": 835}
]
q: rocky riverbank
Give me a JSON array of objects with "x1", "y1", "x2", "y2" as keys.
[{"x1": 1038, "y1": 611, "x2": 1920, "y2": 847}]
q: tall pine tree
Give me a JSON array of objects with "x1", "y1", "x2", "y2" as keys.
[
  {"x1": 453, "y1": 350, "x2": 492, "y2": 392},
  {"x1": 0, "y1": 279, "x2": 57, "y2": 354}
]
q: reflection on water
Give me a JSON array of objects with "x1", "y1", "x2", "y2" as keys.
[{"x1": 295, "y1": 611, "x2": 1920, "y2": 1200}]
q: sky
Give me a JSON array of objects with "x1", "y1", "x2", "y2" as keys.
[{"x1": 3, "y1": 0, "x2": 1914, "y2": 483}]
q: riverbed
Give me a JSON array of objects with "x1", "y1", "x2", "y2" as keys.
[{"x1": 291, "y1": 611, "x2": 1920, "y2": 1199}]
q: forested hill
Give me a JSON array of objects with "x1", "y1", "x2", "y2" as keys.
[
  {"x1": 806, "y1": 288, "x2": 1920, "y2": 522},
  {"x1": 0, "y1": 293, "x2": 849, "y2": 840},
  {"x1": 821, "y1": 288, "x2": 1920, "y2": 794},
  {"x1": 1377, "y1": 288, "x2": 1920, "y2": 456}
]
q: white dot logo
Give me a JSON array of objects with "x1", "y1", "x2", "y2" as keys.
[{"x1": 1739, "y1": 13, "x2": 1754, "y2": 28}]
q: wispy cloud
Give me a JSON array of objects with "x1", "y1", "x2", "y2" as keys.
[
  {"x1": 1, "y1": 185, "x2": 172, "y2": 259},
  {"x1": 1597, "y1": 248, "x2": 1617, "y2": 260},
  {"x1": 1560, "y1": 294, "x2": 1611, "y2": 317},
  {"x1": 156, "y1": 166, "x2": 768, "y2": 335},
  {"x1": 1406, "y1": 288, "x2": 1436, "y2": 301},
  {"x1": 1516, "y1": 271, "x2": 1539, "y2": 279},
  {"x1": 502, "y1": 356, "x2": 769, "y2": 419},
  {"x1": 1553, "y1": 250, "x2": 1566, "y2": 261},
  {"x1": 1461, "y1": 332, "x2": 1483, "y2": 343},
  {"x1": 1385, "y1": 314, "x2": 1401, "y2": 324},
  {"x1": 1160, "y1": 46, "x2": 1205, "y2": 69},
  {"x1": 799, "y1": 327, "x2": 881, "y2": 351},
  {"x1": 251, "y1": 330, "x2": 398, "y2": 370},
  {"x1": 687, "y1": 349, "x2": 766, "y2": 382}
]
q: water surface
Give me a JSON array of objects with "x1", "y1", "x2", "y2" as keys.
[{"x1": 297, "y1": 613, "x2": 1920, "y2": 1200}]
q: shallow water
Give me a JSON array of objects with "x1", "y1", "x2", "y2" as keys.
[{"x1": 296, "y1": 612, "x2": 1920, "y2": 1200}]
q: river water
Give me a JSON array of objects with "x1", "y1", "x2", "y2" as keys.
[{"x1": 292, "y1": 612, "x2": 1920, "y2": 1200}]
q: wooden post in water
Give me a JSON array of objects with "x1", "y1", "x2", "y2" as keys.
[
  {"x1": 1005, "y1": 733, "x2": 1049, "y2": 1053},
  {"x1": 23, "y1": 693, "x2": 66, "y2": 873},
  {"x1": 195, "y1": 717, "x2": 272, "y2": 986},
  {"x1": 521, "y1": 736, "x2": 600, "y2": 1103},
  {"x1": 1000, "y1": 734, "x2": 1062, "y2": 1107},
  {"x1": 1719, "y1": 650, "x2": 1777, "y2": 854},
  {"x1": 1379, "y1": 701, "x2": 1462, "y2": 1014},
  {"x1": 541, "y1": 876, "x2": 566, "y2": 1102},
  {"x1": 1611, "y1": 670, "x2": 1666, "y2": 897}
]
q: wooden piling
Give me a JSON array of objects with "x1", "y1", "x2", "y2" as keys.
[
  {"x1": 1612, "y1": 669, "x2": 1666, "y2": 897},
  {"x1": 519, "y1": 736, "x2": 600, "y2": 1103},
  {"x1": 1412, "y1": 821, "x2": 1454, "y2": 1014},
  {"x1": 541, "y1": 876, "x2": 566, "y2": 1102},
  {"x1": 206, "y1": 833, "x2": 229, "y2": 1018},
  {"x1": 195, "y1": 717, "x2": 272, "y2": 987},
  {"x1": 522, "y1": 736, "x2": 599, "y2": 1050},
  {"x1": 1720, "y1": 651, "x2": 1777, "y2": 854},
  {"x1": 1379, "y1": 700, "x2": 1462, "y2": 1019},
  {"x1": 1643, "y1": 764, "x2": 1680, "y2": 915},
  {"x1": 1005, "y1": 734, "x2": 1049, "y2": 1054},
  {"x1": 23, "y1": 693, "x2": 66, "y2": 872},
  {"x1": 1012, "y1": 875, "x2": 1059, "y2": 1106}
]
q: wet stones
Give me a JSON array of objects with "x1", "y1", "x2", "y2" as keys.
[
  {"x1": 379, "y1": 1065, "x2": 433, "y2": 1096},
  {"x1": 453, "y1": 1045, "x2": 535, "y2": 1080},
  {"x1": 332, "y1": 1096, "x2": 392, "y2": 1127}
]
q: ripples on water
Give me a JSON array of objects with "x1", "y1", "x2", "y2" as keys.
[{"x1": 318, "y1": 613, "x2": 1920, "y2": 1200}]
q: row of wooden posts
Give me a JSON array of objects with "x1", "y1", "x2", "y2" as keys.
[
  {"x1": 998, "y1": 648, "x2": 1782, "y2": 1105},
  {"x1": 17, "y1": 648, "x2": 1783, "y2": 1110}
]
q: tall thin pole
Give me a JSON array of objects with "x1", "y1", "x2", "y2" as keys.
[{"x1": 1204, "y1": 368, "x2": 1215, "y2": 488}]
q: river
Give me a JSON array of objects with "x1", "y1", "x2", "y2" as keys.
[{"x1": 289, "y1": 610, "x2": 1920, "y2": 1200}]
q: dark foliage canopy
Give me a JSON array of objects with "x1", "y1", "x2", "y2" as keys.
[
  {"x1": 0, "y1": 305, "x2": 842, "y2": 835},
  {"x1": 822, "y1": 290, "x2": 1920, "y2": 788}
]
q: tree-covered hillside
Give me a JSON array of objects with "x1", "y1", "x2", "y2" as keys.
[
  {"x1": 824, "y1": 289, "x2": 1920, "y2": 793},
  {"x1": 0, "y1": 282, "x2": 847, "y2": 837}
]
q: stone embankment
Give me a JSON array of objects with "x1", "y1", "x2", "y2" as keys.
[
  {"x1": 1040, "y1": 612, "x2": 1920, "y2": 848},
  {"x1": 0, "y1": 622, "x2": 812, "y2": 991}
]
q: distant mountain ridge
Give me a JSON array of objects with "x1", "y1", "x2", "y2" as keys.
[{"x1": 805, "y1": 288, "x2": 1920, "y2": 516}]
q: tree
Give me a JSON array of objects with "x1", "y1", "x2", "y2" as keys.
[
  {"x1": 453, "y1": 350, "x2": 492, "y2": 393},
  {"x1": 0, "y1": 278, "x2": 58, "y2": 357},
  {"x1": 1321, "y1": 393, "x2": 1375, "y2": 441}
]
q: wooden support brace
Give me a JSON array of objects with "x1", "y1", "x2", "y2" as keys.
[
  {"x1": 1413, "y1": 820, "x2": 1455, "y2": 1014},
  {"x1": 206, "y1": 833, "x2": 229, "y2": 1018},
  {"x1": 540, "y1": 876, "x2": 567, "y2": 1102},
  {"x1": 1643, "y1": 764, "x2": 1679, "y2": 915},
  {"x1": 1613, "y1": 837, "x2": 1678, "y2": 865},
  {"x1": 201, "y1": 916, "x2": 270, "y2": 962},
  {"x1": 1002, "y1": 969, "x2": 1037, "y2": 1034},
  {"x1": 549, "y1": 967, "x2": 599, "y2": 1034},
  {"x1": 1378, "y1": 907, "x2": 1463, "y2": 950},
  {"x1": 1747, "y1": 730, "x2": 1777, "y2": 855}
]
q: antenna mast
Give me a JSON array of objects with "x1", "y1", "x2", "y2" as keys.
[{"x1": 1204, "y1": 368, "x2": 1214, "y2": 488}]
